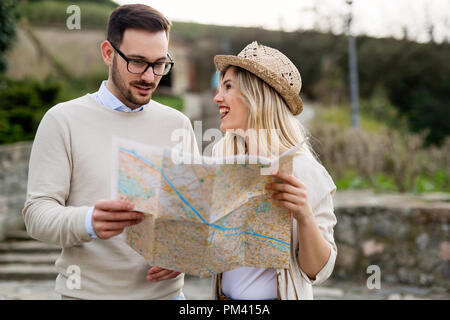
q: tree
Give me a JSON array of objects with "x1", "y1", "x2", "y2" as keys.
[{"x1": 0, "y1": 0, "x2": 17, "y2": 73}]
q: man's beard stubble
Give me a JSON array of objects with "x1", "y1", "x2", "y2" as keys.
[{"x1": 111, "y1": 56, "x2": 156, "y2": 107}]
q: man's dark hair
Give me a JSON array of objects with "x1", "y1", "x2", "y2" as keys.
[{"x1": 107, "y1": 4, "x2": 171, "y2": 46}]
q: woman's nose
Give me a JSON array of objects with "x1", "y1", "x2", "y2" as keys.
[{"x1": 213, "y1": 89, "x2": 223, "y2": 103}]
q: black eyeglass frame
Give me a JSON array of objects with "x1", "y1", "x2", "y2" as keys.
[{"x1": 109, "y1": 41, "x2": 174, "y2": 76}]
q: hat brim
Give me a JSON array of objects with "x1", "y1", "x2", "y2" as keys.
[{"x1": 214, "y1": 55, "x2": 303, "y2": 115}]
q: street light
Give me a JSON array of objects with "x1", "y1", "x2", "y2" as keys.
[{"x1": 346, "y1": 0, "x2": 360, "y2": 128}]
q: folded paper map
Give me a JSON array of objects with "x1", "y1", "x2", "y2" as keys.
[{"x1": 112, "y1": 138, "x2": 306, "y2": 277}]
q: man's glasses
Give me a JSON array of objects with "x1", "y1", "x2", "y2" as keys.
[{"x1": 109, "y1": 41, "x2": 174, "y2": 76}]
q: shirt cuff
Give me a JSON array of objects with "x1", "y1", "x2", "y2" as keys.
[
  {"x1": 84, "y1": 207, "x2": 98, "y2": 239},
  {"x1": 299, "y1": 242, "x2": 336, "y2": 285}
]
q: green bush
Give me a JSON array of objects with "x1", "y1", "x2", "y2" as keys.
[
  {"x1": 0, "y1": 0, "x2": 17, "y2": 72},
  {"x1": 0, "y1": 76, "x2": 61, "y2": 143}
]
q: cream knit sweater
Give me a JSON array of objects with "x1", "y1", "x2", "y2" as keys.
[{"x1": 23, "y1": 94, "x2": 199, "y2": 299}]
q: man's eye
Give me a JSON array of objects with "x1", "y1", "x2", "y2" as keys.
[{"x1": 130, "y1": 60, "x2": 147, "y2": 67}]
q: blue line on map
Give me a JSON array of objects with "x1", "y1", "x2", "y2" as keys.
[
  {"x1": 209, "y1": 231, "x2": 215, "y2": 244},
  {"x1": 222, "y1": 227, "x2": 288, "y2": 245},
  {"x1": 120, "y1": 148, "x2": 290, "y2": 248}
]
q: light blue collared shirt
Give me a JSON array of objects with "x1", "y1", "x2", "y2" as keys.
[
  {"x1": 93, "y1": 80, "x2": 147, "y2": 113},
  {"x1": 84, "y1": 81, "x2": 148, "y2": 238}
]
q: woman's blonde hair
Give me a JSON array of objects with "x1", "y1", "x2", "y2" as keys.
[{"x1": 214, "y1": 66, "x2": 315, "y2": 160}]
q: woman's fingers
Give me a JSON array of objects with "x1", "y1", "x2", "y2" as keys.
[
  {"x1": 268, "y1": 173, "x2": 314, "y2": 221},
  {"x1": 266, "y1": 182, "x2": 303, "y2": 196},
  {"x1": 279, "y1": 200, "x2": 299, "y2": 212},
  {"x1": 272, "y1": 191, "x2": 305, "y2": 205},
  {"x1": 271, "y1": 171, "x2": 306, "y2": 189}
]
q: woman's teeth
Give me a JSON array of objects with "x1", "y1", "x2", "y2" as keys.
[{"x1": 219, "y1": 107, "x2": 230, "y2": 116}]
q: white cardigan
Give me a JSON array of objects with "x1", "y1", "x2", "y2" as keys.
[{"x1": 210, "y1": 153, "x2": 338, "y2": 300}]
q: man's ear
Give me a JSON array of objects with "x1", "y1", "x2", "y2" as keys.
[{"x1": 101, "y1": 40, "x2": 114, "y2": 67}]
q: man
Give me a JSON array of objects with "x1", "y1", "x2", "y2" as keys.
[{"x1": 22, "y1": 4, "x2": 199, "y2": 299}]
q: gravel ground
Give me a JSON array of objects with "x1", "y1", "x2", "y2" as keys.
[{"x1": 0, "y1": 276, "x2": 447, "y2": 300}]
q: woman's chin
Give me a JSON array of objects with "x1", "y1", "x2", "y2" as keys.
[
  {"x1": 220, "y1": 121, "x2": 230, "y2": 132},
  {"x1": 220, "y1": 124, "x2": 238, "y2": 132},
  {"x1": 219, "y1": 123, "x2": 227, "y2": 132},
  {"x1": 220, "y1": 121, "x2": 247, "y2": 133}
]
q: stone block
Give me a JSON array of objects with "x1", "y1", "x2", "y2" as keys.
[
  {"x1": 334, "y1": 214, "x2": 355, "y2": 245},
  {"x1": 335, "y1": 243, "x2": 358, "y2": 271},
  {"x1": 439, "y1": 241, "x2": 450, "y2": 261},
  {"x1": 362, "y1": 238, "x2": 385, "y2": 257}
]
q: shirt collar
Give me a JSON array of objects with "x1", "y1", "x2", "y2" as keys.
[{"x1": 96, "y1": 80, "x2": 147, "y2": 113}]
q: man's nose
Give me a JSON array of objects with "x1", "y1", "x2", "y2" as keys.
[{"x1": 140, "y1": 66, "x2": 155, "y2": 82}]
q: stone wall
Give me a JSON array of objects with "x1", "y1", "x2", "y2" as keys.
[
  {"x1": 0, "y1": 142, "x2": 32, "y2": 240},
  {"x1": 333, "y1": 191, "x2": 450, "y2": 290}
]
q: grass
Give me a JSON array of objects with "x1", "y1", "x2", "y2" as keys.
[
  {"x1": 336, "y1": 170, "x2": 450, "y2": 194},
  {"x1": 152, "y1": 94, "x2": 184, "y2": 112},
  {"x1": 313, "y1": 104, "x2": 390, "y2": 133},
  {"x1": 413, "y1": 170, "x2": 450, "y2": 194},
  {"x1": 335, "y1": 171, "x2": 398, "y2": 193}
]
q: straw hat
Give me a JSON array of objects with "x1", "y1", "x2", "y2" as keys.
[{"x1": 214, "y1": 41, "x2": 303, "y2": 115}]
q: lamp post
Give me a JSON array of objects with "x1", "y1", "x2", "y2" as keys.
[{"x1": 347, "y1": 0, "x2": 360, "y2": 128}]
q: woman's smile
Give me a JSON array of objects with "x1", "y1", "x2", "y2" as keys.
[{"x1": 219, "y1": 105, "x2": 230, "y2": 119}]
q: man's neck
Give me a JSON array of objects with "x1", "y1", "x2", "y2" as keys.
[{"x1": 105, "y1": 79, "x2": 142, "y2": 110}]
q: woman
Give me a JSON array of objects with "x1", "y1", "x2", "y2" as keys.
[{"x1": 211, "y1": 41, "x2": 337, "y2": 300}]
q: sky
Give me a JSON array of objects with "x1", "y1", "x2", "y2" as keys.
[{"x1": 115, "y1": 0, "x2": 450, "y2": 43}]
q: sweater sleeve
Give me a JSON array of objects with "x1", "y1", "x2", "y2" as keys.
[
  {"x1": 292, "y1": 155, "x2": 338, "y2": 285},
  {"x1": 22, "y1": 109, "x2": 92, "y2": 248},
  {"x1": 297, "y1": 193, "x2": 338, "y2": 285}
]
